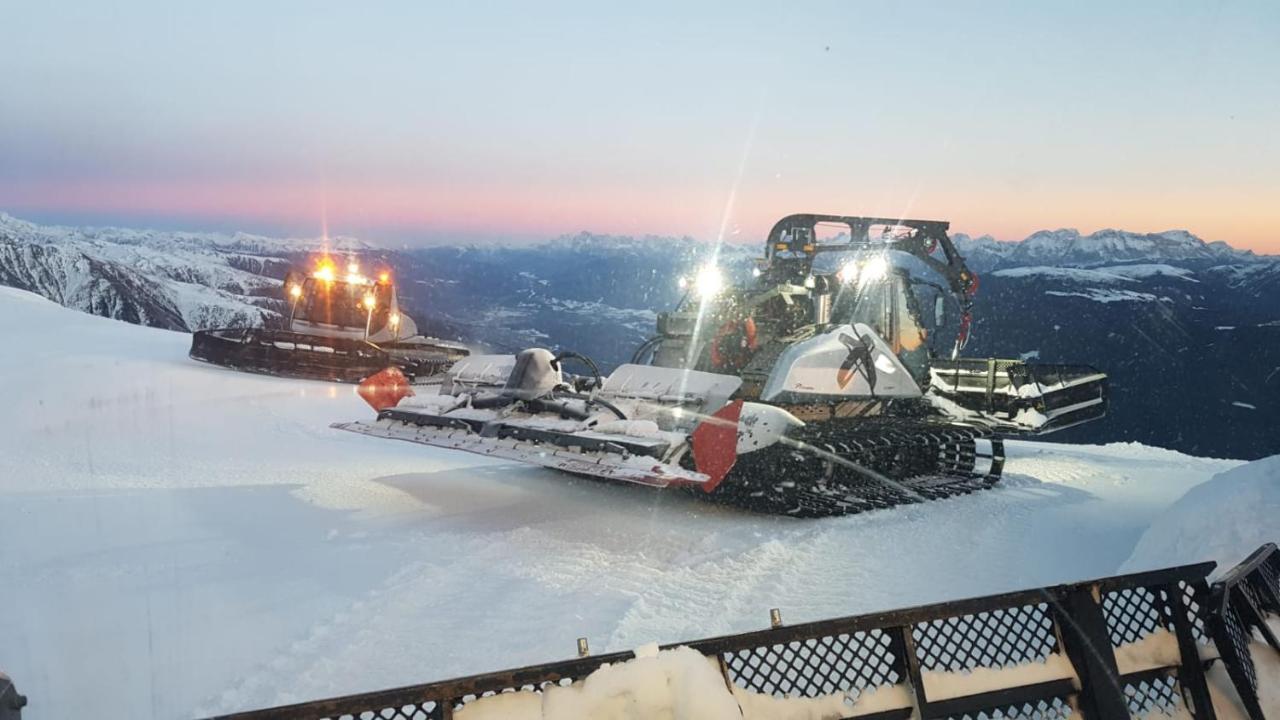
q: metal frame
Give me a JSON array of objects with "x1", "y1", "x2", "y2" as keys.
[
  {"x1": 763, "y1": 214, "x2": 975, "y2": 300},
  {"x1": 1208, "y1": 543, "x2": 1280, "y2": 720},
  {"x1": 208, "y1": 560, "x2": 1225, "y2": 720}
]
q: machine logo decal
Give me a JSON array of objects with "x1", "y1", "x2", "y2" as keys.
[{"x1": 836, "y1": 332, "x2": 877, "y2": 392}]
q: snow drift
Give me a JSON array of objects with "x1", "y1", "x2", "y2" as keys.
[{"x1": 1122, "y1": 454, "x2": 1280, "y2": 575}]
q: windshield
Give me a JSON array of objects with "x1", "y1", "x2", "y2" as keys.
[{"x1": 832, "y1": 270, "x2": 935, "y2": 378}]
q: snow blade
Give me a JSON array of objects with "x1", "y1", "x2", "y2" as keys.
[
  {"x1": 333, "y1": 413, "x2": 708, "y2": 488},
  {"x1": 691, "y1": 400, "x2": 743, "y2": 492},
  {"x1": 930, "y1": 358, "x2": 1108, "y2": 433},
  {"x1": 189, "y1": 328, "x2": 390, "y2": 383},
  {"x1": 190, "y1": 328, "x2": 466, "y2": 384},
  {"x1": 356, "y1": 367, "x2": 413, "y2": 411}
]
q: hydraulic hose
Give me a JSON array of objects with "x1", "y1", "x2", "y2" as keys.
[{"x1": 551, "y1": 350, "x2": 603, "y2": 390}]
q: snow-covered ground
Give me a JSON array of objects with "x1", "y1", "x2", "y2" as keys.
[{"x1": 0, "y1": 286, "x2": 1270, "y2": 719}]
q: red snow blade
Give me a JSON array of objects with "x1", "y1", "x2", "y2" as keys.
[
  {"x1": 357, "y1": 367, "x2": 413, "y2": 411},
  {"x1": 691, "y1": 400, "x2": 743, "y2": 493}
]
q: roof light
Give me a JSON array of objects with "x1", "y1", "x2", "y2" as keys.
[
  {"x1": 378, "y1": 271, "x2": 391, "y2": 284},
  {"x1": 348, "y1": 261, "x2": 360, "y2": 274},
  {"x1": 313, "y1": 263, "x2": 336, "y2": 282}
]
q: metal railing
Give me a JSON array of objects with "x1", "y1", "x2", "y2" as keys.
[{"x1": 210, "y1": 560, "x2": 1224, "y2": 720}]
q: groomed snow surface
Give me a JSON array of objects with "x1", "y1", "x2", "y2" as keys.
[{"x1": 0, "y1": 286, "x2": 1276, "y2": 719}]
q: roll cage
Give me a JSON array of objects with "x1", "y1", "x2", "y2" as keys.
[{"x1": 762, "y1": 214, "x2": 980, "y2": 352}]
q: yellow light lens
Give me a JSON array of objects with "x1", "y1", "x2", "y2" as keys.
[
  {"x1": 378, "y1": 271, "x2": 391, "y2": 284},
  {"x1": 314, "y1": 264, "x2": 335, "y2": 282}
]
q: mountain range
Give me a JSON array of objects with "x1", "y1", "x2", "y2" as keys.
[{"x1": 1, "y1": 212, "x2": 1276, "y2": 459}]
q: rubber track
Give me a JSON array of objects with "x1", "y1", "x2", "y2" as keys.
[{"x1": 705, "y1": 418, "x2": 1005, "y2": 518}]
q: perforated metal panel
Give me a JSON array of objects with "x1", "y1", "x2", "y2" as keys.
[
  {"x1": 1219, "y1": 601, "x2": 1259, "y2": 694},
  {"x1": 913, "y1": 604, "x2": 1058, "y2": 671},
  {"x1": 941, "y1": 696, "x2": 1073, "y2": 720},
  {"x1": 1102, "y1": 587, "x2": 1170, "y2": 647},
  {"x1": 1121, "y1": 674, "x2": 1184, "y2": 718},
  {"x1": 722, "y1": 629, "x2": 902, "y2": 698},
  {"x1": 317, "y1": 703, "x2": 441, "y2": 720}
]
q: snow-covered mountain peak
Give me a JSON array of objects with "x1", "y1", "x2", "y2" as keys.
[
  {"x1": 0, "y1": 213, "x2": 376, "y2": 256},
  {"x1": 1008, "y1": 227, "x2": 1251, "y2": 267}
]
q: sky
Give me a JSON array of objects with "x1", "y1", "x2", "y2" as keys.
[{"x1": 1, "y1": 1, "x2": 1278, "y2": 251}]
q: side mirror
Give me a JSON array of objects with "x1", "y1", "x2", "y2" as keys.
[{"x1": 934, "y1": 296, "x2": 946, "y2": 326}]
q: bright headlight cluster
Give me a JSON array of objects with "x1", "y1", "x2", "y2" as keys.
[
  {"x1": 861, "y1": 256, "x2": 889, "y2": 282},
  {"x1": 694, "y1": 264, "x2": 724, "y2": 300},
  {"x1": 838, "y1": 256, "x2": 890, "y2": 285},
  {"x1": 837, "y1": 260, "x2": 859, "y2": 284},
  {"x1": 313, "y1": 263, "x2": 336, "y2": 283}
]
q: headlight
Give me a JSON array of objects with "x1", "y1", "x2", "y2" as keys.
[
  {"x1": 694, "y1": 264, "x2": 723, "y2": 300},
  {"x1": 288, "y1": 284, "x2": 302, "y2": 298},
  {"x1": 837, "y1": 260, "x2": 859, "y2": 284},
  {"x1": 860, "y1": 256, "x2": 889, "y2": 283},
  {"x1": 362, "y1": 293, "x2": 376, "y2": 310},
  {"x1": 389, "y1": 312, "x2": 400, "y2": 327}
]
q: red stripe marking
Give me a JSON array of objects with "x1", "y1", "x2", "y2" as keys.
[{"x1": 691, "y1": 400, "x2": 743, "y2": 493}]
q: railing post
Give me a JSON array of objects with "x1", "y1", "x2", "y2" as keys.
[
  {"x1": 1167, "y1": 581, "x2": 1216, "y2": 720},
  {"x1": 895, "y1": 624, "x2": 931, "y2": 718},
  {"x1": 1051, "y1": 585, "x2": 1129, "y2": 720}
]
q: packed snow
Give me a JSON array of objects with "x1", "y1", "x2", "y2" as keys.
[{"x1": 0, "y1": 287, "x2": 1275, "y2": 719}]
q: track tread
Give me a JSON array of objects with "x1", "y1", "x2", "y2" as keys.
[{"x1": 707, "y1": 417, "x2": 1005, "y2": 518}]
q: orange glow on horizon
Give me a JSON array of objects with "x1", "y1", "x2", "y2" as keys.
[{"x1": 1, "y1": 179, "x2": 1276, "y2": 254}]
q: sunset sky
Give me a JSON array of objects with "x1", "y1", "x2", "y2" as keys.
[{"x1": 2, "y1": 1, "x2": 1278, "y2": 251}]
